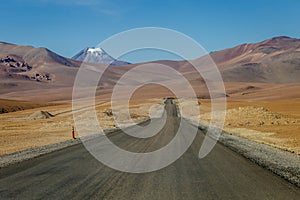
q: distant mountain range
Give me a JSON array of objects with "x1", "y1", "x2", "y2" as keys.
[
  {"x1": 208, "y1": 36, "x2": 300, "y2": 83},
  {"x1": 0, "y1": 42, "x2": 79, "y2": 87},
  {"x1": 72, "y1": 47, "x2": 130, "y2": 66},
  {"x1": 0, "y1": 36, "x2": 300, "y2": 101}
]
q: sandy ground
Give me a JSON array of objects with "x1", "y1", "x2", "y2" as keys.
[
  {"x1": 195, "y1": 99, "x2": 300, "y2": 154},
  {"x1": 1, "y1": 97, "x2": 300, "y2": 156},
  {"x1": 0, "y1": 99, "x2": 163, "y2": 156},
  {"x1": 0, "y1": 99, "x2": 54, "y2": 113}
]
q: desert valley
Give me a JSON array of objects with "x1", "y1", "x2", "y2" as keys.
[
  {"x1": 2, "y1": 0, "x2": 300, "y2": 198},
  {"x1": 0, "y1": 36, "x2": 300, "y2": 156}
]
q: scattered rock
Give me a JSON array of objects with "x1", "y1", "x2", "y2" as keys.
[
  {"x1": 104, "y1": 109, "x2": 113, "y2": 116},
  {"x1": 28, "y1": 111, "x2": 54, "y2": 120}
]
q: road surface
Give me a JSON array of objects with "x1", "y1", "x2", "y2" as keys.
[{"x1": 0, "y1": 100, "x2": 299, "y2": 199}]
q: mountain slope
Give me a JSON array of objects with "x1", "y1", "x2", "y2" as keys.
[
  {"x1": 0, "y1": 36, "x2": 300, "y2": 101},
  {"x1": 72, "y1": 47, "x2": 130, "y2": 66},
  {"x1": 210, "y1": 36, "x2": 300, "y2": 68},
  {"x1": 0, "y1": 42, "x2": 82, "y2": 96},
  {"x1": 0, "y1": 42, "x2": 78, "y2": 67},
  {"x1": 208, "y1": 36, "x2": 300, "y2": 83}
]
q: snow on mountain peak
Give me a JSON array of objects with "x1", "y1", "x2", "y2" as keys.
[
  {"x1": 72, "y1": 47, "x2": 131, "y2": 66},
  {"x1": 87, "y1": 47, "x2": 104, "y2": 54}
]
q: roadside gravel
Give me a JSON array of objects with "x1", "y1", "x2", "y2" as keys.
[
  {"x1": 0, "y1": 128, "x2": 115, "y2": 168},
  {"x1": 0, "y1": 138, "x2": 81, "y2": 168}
]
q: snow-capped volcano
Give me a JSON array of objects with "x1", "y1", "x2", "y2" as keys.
[{"x1": 72, "y1": 47, "x2": 130, "y2": 66}]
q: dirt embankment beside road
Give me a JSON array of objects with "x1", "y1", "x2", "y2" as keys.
[
  {"x1": 198, "y1": 99, "x2": 300, "y2": 154},
  {"x1": 0, "y1": 99, "x2": 163, "y2": 156}
]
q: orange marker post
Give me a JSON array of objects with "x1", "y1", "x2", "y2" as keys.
[{"x1": 72, "y1": 126, "x2": 76, "y2": 139}]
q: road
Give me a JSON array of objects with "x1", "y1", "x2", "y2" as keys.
[{"x1": 0, "y1": 100, "x2": 299, "y2": 199}]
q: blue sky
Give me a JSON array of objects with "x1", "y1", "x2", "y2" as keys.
[{"x1": 1, "y1": 0, "x2": 300, "y2": 62}]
